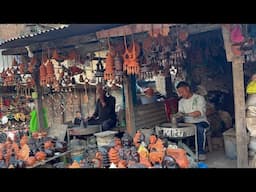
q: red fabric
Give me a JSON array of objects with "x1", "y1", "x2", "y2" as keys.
[
  {"x1": 3, "y1": 99, "x2": 10, "y2": 107},
  {"x1": 164, "y1": 98, "x2": 178, "y2": 121},
  {"x1": 231, "y1": 25, "x2": 244, "y2": 43}
]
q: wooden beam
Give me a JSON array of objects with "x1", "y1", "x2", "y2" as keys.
[
  {"x1": 2, "y1": 47, "x2": 27, "y2": 55},
  {"x1": 96, "y1": 24, "x2": 221, "y2": 39},
  {"x1": 77, "y1": 41, "x2": 108, "y2": 54},
  {"x1": 96, "y1": 24, "x2": 174, "y2": 39},
  {"x1": 221, "y1": 24, "x2": 233, "y2": 62},
  {"x1": 2, "y1": 33, "x2": 98, "y2": 55},
  {"x1": 37, "y1": 33, "x2": 97, "y2": 50},
  {"x1": 123, "y1": 75, "x2": 136, "y2": 137},
  {"x1": 187, "y1": 24, "x2": 221, "y2": 34}
]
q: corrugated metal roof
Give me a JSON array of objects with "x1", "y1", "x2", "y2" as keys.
[
  {"x1": 0, "y1": 25, "x2": 69, "y2": 47},
  {"x1": 0, "y1": 24, "x2": 124, "y2": 49}
]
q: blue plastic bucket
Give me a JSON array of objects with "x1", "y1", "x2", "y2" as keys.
[
  {"x1": 71, "y1": 149, "x2": 84, "y2": 162},
  {"x1": 197, "y1": 162, "x2": 208, "y2": 168}
]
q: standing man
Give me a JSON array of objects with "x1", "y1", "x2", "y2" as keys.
[
  {"x1": 87, "y1": 83, "x2": 117, "y2": 131},
  {"x1": 176, "y1": 81, "x2": 210, "y2": 161}
]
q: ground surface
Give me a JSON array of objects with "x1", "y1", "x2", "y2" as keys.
[{"x1": 203, "y1": 149, "x2": 237, "y2": 168}]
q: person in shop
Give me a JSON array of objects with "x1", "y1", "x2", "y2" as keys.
[
  {"x1": 176, "y1": 81, "x2": 210, "y2": 161},
  {"x1": 86, "y1": 83, "x2": 117, "y2": 131},
  {"x1": 73, "y1": 111, "x2": 87, "y2": 128},
  {"x1": 140, "y1": 87, "x2": 157, "y2": 105}
]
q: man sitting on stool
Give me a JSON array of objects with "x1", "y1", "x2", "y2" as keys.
[
  {"x1": 86, "y1": 83, "x2": 117, "y2": 131},
  {"x1": 176, "y1": 81, "x2": 210, "y2": 161},
  {"x1": 73, "y1": 111, "x2": 87, "y2": 128}
]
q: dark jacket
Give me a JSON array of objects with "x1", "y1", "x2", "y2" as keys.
[
  {"x1": 93, "y1": 95, "x2": 116, "y2": 123},
  {"x1": 74, "y1": 117, "x2": 82, "y2": 125}
]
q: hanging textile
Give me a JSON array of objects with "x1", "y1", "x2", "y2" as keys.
[
  {"x1": 29, "y1": 110, "x2": 38, "y2": 133},
  {"x1": 29, "y1": 107, "x2": 48, "y2": 133}
]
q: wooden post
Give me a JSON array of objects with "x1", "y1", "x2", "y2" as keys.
[
  {"x1": 123, "y1": 75, "x2": 136, "y2": 137},
  {"x1": 232, "y1": 57, "x2": 248, "y2": 168},
  {"x1": 33, "y1": 54, "x2": 44, "y2": 131},
  {"x1": 221, "y1": 25, "x2": 248, "y2": 168}
]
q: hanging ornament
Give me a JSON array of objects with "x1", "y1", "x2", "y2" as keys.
[
  {"x1": 123, "y1": 34, "x2": 140, "y2": 75},
  {"x1": 52, "y1": 49, "x2": 65, "y2": 62},
  {"x1": 104, "y1": 52, "x2": 115, "y2": 80},
  {"x1": 104, "y1": 37, "x2": 115, "y2": 80},
  {"x1": 114, "y1": 53, "x2": 123, "y2": 84},
  {"x1": 46, "y1": 60, "x2": 55, "y2": 85},
  {"x1": 40, "y1": 63, "x2": 47, "y2": 86},
  {"x1": 123, "y1": 34, "x2": 130, "y2": 73}
]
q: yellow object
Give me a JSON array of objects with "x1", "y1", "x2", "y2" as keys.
[
  {"x1": 247, "y1": 80, "x2": 256, "y2": 94},
  {"x1": 32, "y1": 92, "x2": 38, "y2": 99},
  {"x1": 14, "y1": 113, "x2": 26, "y2": 121},
  {"x1": 138, "y1": 144, "x2": 149, "y2": 158},
  {"x1": 14, "y1": 113, "x2": 20, "y2": 121}
]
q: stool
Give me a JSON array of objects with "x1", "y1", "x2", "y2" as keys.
[{"x1": 205, "y1": 127, "x2": 213, "y2": 152}]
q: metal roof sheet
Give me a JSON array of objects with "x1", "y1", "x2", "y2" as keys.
[{"x1": 0, "y1": 24, "x2": 123, "y2": 49}]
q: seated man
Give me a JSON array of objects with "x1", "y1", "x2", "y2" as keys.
[
  {"x1": 73, "y1": 111, "x2": 87, "y2": 128},
  {"x1": 176, "y1": 81, "x2": 210, "y2": 161},
  {"x1": 87, "y1": 83, "x2": 117, "y2": 131},
  {"x1": 74, "y1": 111, "x2": 82, "y2": 126},
  {"x1": 140, "y1": 87, "x2": 157, "y2": 105}
]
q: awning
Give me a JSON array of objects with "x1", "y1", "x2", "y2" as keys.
[{"x1": 0, "y1": 24, "x2": 124, "y2": 49}]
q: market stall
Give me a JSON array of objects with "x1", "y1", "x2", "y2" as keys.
[{"x1": 0, "y1": 24, "x2": 253, "y2": 168}]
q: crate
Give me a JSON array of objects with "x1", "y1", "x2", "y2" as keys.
[
  {"x1": 223, "y1": 128, "x2": 237, "y2": 160},
  {"x1": 94, "y1": 131, "x2": 118, "y2": 147}
]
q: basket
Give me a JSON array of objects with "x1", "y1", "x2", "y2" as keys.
[{"x1": 155, "y1": 123, "x2": 196, "y2": 138}]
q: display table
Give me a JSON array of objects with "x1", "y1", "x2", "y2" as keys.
[
  {"x1": 155, "y1": 123, "x2": 198, "y2": 161},
  {"x1": 27, "y1": 150, "x2": 72, "y2": 168},
  {"x1": 67, "y1": 125, "x2": 101, "y2": 145}
]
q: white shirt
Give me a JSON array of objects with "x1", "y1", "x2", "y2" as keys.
[{"x1": 178, "y1": 93, "x2": 209, "y2": 124}]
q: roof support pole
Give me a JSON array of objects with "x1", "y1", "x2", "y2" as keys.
[
  {"x1": 123, "y1": 75, "x2": 136, "y2": 137},
  {"x1": 33, "y1": 54, "x2": 45, "y2": 131},
  {"x1": 222, "y1": 25, "x2": 248, "y2": 168}
]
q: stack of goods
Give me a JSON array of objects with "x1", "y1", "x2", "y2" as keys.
[
  {"x1": 246, "y1": 75, "x2": 256, "y2": 159},
  {"x1": 68, "y1": 130, "x2": 193, "y2": 168},
  {"x1": 0, "y1": 131, "x2": 67, "y2": 168}
]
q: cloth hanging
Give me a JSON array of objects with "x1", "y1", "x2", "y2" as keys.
[{"x1": 29, "y1": 107, "x2": 48, "y2": 133}]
